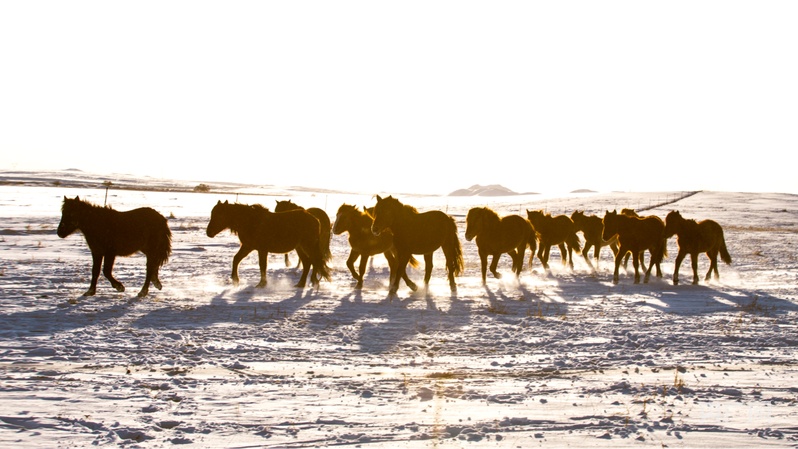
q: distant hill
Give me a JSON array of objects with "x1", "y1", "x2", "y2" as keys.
[{"x1": 448, "y1": 184, "x2": 539, "y2": 197}]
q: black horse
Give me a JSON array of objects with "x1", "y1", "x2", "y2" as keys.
[{"x1": 57, "y1": 196, "x2": 172, "y2": 297}]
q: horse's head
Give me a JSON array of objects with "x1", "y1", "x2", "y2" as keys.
[
  {"x1": 602, "y1": 210, "x2": 619, "y2": 240},
  {"x1": 371, "y1": 195, "x2": 399, "y2": 236},
  {"x1": 206, "y1": 200, "x2": 230, "y2": 237},
  {"x1": 570, "y1": 210, "x2": 584, "y2": 229},
  {"x1": 526, "y1": 209, "x2": 545, "y2": 226},
  {"x1": 275, "y1": 200, "x2": 299, "y2": 213},
  {"x1": 663, "y1": 210, "x2": 683, "y2": 238},
  {"x1": 57, "y1": 196, "x2": 83, "y2": 238},
  {"x1": 333, "y1": 204, "x2": 358, "y2": 235},
  {"x1": 464, "y1": 208, "x2": 482, "y2": 241}
]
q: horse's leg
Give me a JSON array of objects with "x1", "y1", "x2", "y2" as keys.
[
  {"x1": 389, "y1": 253, "x2": 411, "y2": 296},
  {"x1": 385, "y1": 250, "x2": 415, "y2": 291},
  {"x1": 632, "y1": 251, "x2": 642, "y2": 284},
  {"x1": 103, "y1": 253, "x2": 125, "y2": 292},
  {"x1": 138, "y1": 256, "x2": 155, "y2": 298},
  {"x1": 643, "y1": 250, "x2": 654, "y2": 284},
  {"x1": 672, "y1": 249, "x2": 687, "y2": 285},
  {"x1": 489, "y1": 252, "x2": 502, "y2": 280},
  {"x1": 478, "y1": 248, "x2": 489, "y2": 284},
  {"x1": 284, "y1": 253, "x2": 291, "y2": 268},
  {"x1": 295, "y1": 248, "x2": 313, "y2": 288},
  {"x1": 612, "y1": 247, "x2": 625, "y2": 284},
  {"x1": 423, "y1": 253, "x2": 434, "y2": 287},
  {"x1": 558, "y1": 243, "x2": 568, "y2": 268},
  {"x1": 537, "y1": 245, "x2": 548, "y2": 270},
  {"x1": 515, "y1": 246, "x2": 526, "y2": 276},
  {"x1": 84, "y1": 252, "x2": 103, "y2": 296},
  {"x1": 707, "y1": 250, "x2": 720, "y2": 281},
  {"x1": 231, "y1": 246, "x2": 253, "y2": 286},
  {"x1": 566, "y1": 244, "x2": 576, "y2": 270},
  {"x1": 346, "y1": 250, "x2": 361, "y2": 281},
  {"x1": 689, "y1": 251, "x2": 701, "y2": 285},
  {"x1": 256, "y1": 250, "x2": 270, "y2": 288}
]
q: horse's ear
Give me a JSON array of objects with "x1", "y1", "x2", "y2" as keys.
[
  {"x1": 74, "y1": 196, "x2": 80, "y2": 201},
  {"x1": 375, "y1": 195, "x2": 382, "y2": 202}
]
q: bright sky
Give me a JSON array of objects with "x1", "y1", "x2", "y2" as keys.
[{"x1": 2, "y1": 1, "x2": 797, "y2": 195}]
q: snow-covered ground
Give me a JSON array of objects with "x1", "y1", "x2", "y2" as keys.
[{"x1": 1, "y1": 175, "x2": 797, "y2": 448}]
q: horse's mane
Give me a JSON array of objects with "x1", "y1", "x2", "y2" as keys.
[
  {"x1": 249, "y1": 203, "x2": 270, "y2": 213},
  {"x1": 63, "y1": 196, "x2": 113, "y2": 213},
  {"x1": 378, "y1": 195, "x2": 418, "y2": 214},
  {"x1": 473, "y1": 206, "x2": 500, "y2": 222}
]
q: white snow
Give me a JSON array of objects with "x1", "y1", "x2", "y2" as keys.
[{"x1": 1, "y1": 174, "x2": 797, "y2": 448}]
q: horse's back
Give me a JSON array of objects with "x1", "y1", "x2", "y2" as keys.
[
  {"x1": 105, "y1": 207, "x2": 170, "y2": 257},
  {"x1": 501, "y1": 214, "x2": 533, "y2": 236},
  {"x1": 393, "y1": 209, "x2": 457, "y2": 253}
]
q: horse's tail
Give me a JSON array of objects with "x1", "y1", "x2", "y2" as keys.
[
  {"x1": 445, "y1": 217, "x2": 464, "y2": 277},
  {"x1": 567, "y1": 232, "x2": 582, "y2": 255},
  {"x1": 408, "y1": 255, "x2": 420, "y2": 269},
  {"x1": 154, "y1": 217, "x2": 173, "y2": 267},
  {"x1": 719, "y1": 234, "x2": 732, "y2": 265}
]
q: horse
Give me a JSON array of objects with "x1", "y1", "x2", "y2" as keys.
[
  {"x1": 57, "y1": 196, "x2": 172, "y2": 298},
  {"x1": 465, "y1": 207, "x2": 537, "y2": 284},
  {"x1": 371, "y1": 195, "x2": 463, "y2": 296},
  {"x1": 602, "y1": 210, "x2": 666, "y2": 284},
  {"x1": 206, "y1": 200, "x2": 331, "y2": 288},
  {"x1": 274, "y1": 199, "x2": 332, "y2": 269},
  {"x1": 664, "y1": 210, "x2": 732, "y2": 285},
  {"x1": 525, "y1": 210, "x2": 588, "y2": 271},
  {"x1": 570, "y1": 210, "x2": 619, "y2": 269},
  {"x1": 333, "y1": 204, "x2": 419, "y2": 290}
]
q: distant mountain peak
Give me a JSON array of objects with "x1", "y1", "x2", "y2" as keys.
[{"x1": 448, "y1": 184, "x2": 537, "y2": 197}]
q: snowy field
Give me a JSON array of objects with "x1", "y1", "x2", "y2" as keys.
[{"x1": 1, "y1": 175, "x2": 797, "y2": 448}]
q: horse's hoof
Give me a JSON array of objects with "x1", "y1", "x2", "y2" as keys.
[
  {"x1": 294, "y1": 282, "x2": 306, "y2": 288},
  {"x1": 115, "y1": 285, "x2": 125, "y2": 292},
  {"x1": 153, "y1": 279, "x2": 163, "y2": 290},
  {"x1": 82, "y1": 289, "x2": 96, "y2": 297},
  {"x1": 407, "y1": 283, "x2": 418, "y2": 292},
  {"x1": 137, "y1": 291, "x2": 148, "y2": 298}
]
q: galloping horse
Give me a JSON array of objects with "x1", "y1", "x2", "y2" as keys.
[
  {"x1": 206, "y1": 201, "x2": 330, "y2": 288},
  {"x1": 602, "y1": 210, "x2": 666, "y2": 284},
  {"x1": 333, "y1": 203, "x2": 419, "y2": 290},
  {"x1": 274, "y1": 199, "x2": 332, "y2": 268},
  {"x1": 526, "y1": 210, "x2": 587, "y2": 271},
  {"x1": 57, "y1": 196, "x2": 172, "y2": 297},
  {"x1": 465, "y1": 207, "x2": 536, "y2": 284},
  {"x1": 664, "y1": 210, "x2": 732, "y2": 285},
  {"x1": 570, "y1": 210, "x2": 619, "y2": 269},
  {"x1": 371, "y1": 195, "x2": 463, "y2": 296}
]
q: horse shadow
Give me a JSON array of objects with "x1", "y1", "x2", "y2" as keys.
[
  {"x1": 0, "y1": 294, "x2": 135, "y2": 338},
  {"x1": 129, "y1": 286, "x2": 320, "y2": 331},
  {"x1": 633, "y1": 283, "x2": 798, "y2": 317},
  {"x1": 301, "y1": 283, "x2": 473, "y2": 355}
]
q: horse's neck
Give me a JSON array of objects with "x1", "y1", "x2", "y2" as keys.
[{"x1": 79, "y1": 205, "x2": 116, "y2": 230}]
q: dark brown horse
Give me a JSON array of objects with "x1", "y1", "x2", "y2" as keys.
[
  {"x1": 57, "y1": 196, "x2": 172, "y2": 297},
  {"x1": 371, "y1": 195, "x2": 463, "y2": 296},
  {"x1": 664, "y1": 210, "x2": 732, "y2": 285},
  {"x1": 526, "y1": 210, "x2": 588, "y2": 271},
  {"x1": 206, "y1": 201, "x2": 330, "y2": 288},
  {"x1": 465, "y1": 207, "x2": 536, "y2": 284},
  {"x1": 274, "y1": 199, "x2": 332, "y2": 269},
  {"x1": 570, "y1": 210, "x2": 619, "y2": 270},
  {"x1": 333, "y1": 204, "x2": 419, "y2": 290},
  {"x1": 602, "y1": 210, "x2": 666, "y2": 284}
]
